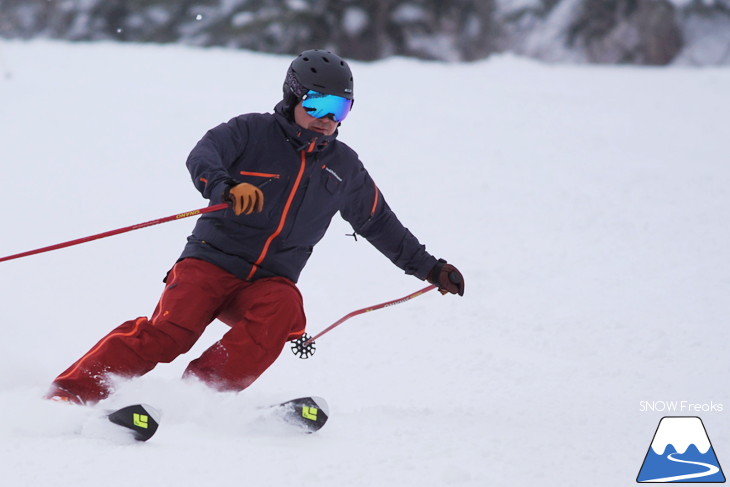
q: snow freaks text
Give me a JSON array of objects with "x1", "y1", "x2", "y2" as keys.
[{"x1": 639, "y1": 401, "x2": 724, "y2": 413}]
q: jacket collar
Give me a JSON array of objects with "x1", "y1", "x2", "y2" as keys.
[{"x1": 273, "y1": 100, "x2": 338, "y2": 153}]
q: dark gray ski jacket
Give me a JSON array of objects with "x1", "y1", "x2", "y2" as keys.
[{"x1": 178, "y1": 101, "x2": 438, "y2": 283}]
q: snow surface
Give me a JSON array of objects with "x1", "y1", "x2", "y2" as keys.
[{"x1": 1, "y1": 40, "x2": 729, "y2": 486}]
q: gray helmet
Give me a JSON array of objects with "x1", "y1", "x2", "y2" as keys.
[{"x1": 283, "y1": 49, "x2": 354, "y2": 101}]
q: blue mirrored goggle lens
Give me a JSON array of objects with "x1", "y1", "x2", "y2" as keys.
[{"x1": 301, "y1": 90, "x2": 353, "y2": 122}]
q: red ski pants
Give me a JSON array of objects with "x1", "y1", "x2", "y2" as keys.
[{"x1": 50, "y1": 258, "x2": 306, "y2": 404}]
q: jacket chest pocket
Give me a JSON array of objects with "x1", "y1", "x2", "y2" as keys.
[
  {"x1": 240, "y1": 170, "x2": 281, "y2": 180},
  {"x1": 235, "y1": 171, "x2": 290, "y2": 229},
  {"x1": 297, "y1": 166, "x2": 343, "y2": 216},
  {"x1": 321, "y1": 165, "x2": 343, "y2": 195},
  {"x1": 282, "y1": 168, "x2": 343, "y2": 246}
]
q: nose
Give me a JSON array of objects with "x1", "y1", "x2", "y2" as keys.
[{"x1": 316, "y1": 116, "x2": 337, "y2": 128}]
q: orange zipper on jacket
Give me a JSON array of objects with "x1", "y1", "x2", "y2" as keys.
[
  {"x1": 246, "y1": 150, "x2": 308, "y2": 280},
  {"x1": 370, "y1": 184, "x2": 380, "y2": 216},
  {"x1": 240, "y1": 171, "x2": 280, "y2": 179}
]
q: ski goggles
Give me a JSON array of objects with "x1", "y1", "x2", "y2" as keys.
[{"x1": 301, "y1": 90, "x2": 353, "y2": 122}]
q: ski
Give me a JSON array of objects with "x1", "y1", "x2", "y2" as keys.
[
  {"x1": 102, "y1": 397, "x2": 326, "y2": 441},
  {"x1": 273, "y1": 396, "x2": 329, "y2": 433},
  {"x1": 107, "y1": 403, "x2": 161, "y2": 442}
]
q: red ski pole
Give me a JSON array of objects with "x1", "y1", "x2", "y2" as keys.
[
  {"x1": 307, "y1": 284, "x2": 437, "y2": 344},
  {"x1": 291, "y1": 284, "x2": 437, "y2": 358},
  {"x1": 0, "y1": 203, "x2": 228, "y2": 264}
]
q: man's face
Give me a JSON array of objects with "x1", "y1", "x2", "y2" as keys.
[{"x1": 294, "y1": 102, "x2": 338, "y2": 136}]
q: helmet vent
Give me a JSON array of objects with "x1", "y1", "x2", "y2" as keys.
[
  {"x1": 310, "y1": 67, "x2": 318, "y2": 73},
  {"x1": 322, "y1": 57, "x2": 330, "y2": 63}
]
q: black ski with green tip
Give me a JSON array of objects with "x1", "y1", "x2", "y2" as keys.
[
  {"x1": 106, "y1": 396, "x2": 329, "y2": 441},
  {"x1": 107, "y1": 403, "x2": 161, "y2": 441},
  {"x1": 273, "y1": 396, "x2": 329, "y2": 433}
]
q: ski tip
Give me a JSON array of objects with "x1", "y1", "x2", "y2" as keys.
[
  {"x1": 279, "y1": 396, "x2": 329, "y2": 433},
  {"x1": 108, "y1": 403, "x2": 161, "y2": 442},
  {"x1": 139, "y1": 403, "x2": 162, "y2": 424},
  {"x1": 308, "y1": 396, "x2": 329, "y2": 417}
]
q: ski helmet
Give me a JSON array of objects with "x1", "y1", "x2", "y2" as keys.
[{"x1": 283, "y1": 49, "x2": 354, "y2": 102}]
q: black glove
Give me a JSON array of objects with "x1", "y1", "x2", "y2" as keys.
[{"x1": 427, "y1": 259, "x2": 465, "y2": 296}]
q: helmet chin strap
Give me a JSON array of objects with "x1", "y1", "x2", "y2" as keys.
[{"x1": 280, "y1": 87, "x2": 300, "y2": 122}]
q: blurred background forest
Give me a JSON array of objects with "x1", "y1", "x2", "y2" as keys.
[{"x1": 1, "y1": 0, "x2": 729, "y2": 65}]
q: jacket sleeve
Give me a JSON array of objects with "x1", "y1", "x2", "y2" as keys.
[
  {"x1": 186, "y1": 116, "x2": 249, "y2": 203},
  {"x1": 340, "y1": 163, "x2": 438, "y2": 280}
]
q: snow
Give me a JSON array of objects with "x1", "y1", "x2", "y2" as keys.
[
  {"x1": 1, "y1": 40, "x2": 729, "y2": 486},
  {"x1": 343, "y1": 7, "x2": 369, "y2": 37},
  {"x1": 673, "y1": 13, "x2": 730, "y2": 66}
]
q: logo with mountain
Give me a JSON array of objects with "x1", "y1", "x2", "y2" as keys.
[{"x1": 637, "y1": 416, "x2": 725, "y2": 483}]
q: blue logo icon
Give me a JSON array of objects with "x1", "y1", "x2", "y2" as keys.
[{"x1": 637, "y1": 416, "x2": 725, "y2": 483}]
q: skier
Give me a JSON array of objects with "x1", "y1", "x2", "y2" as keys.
[{"x1": 46, "y1": 49, "x2": 465, "y2": 405}]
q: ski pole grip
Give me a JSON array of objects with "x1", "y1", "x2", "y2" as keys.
[{"x1": 448, "y1": 271, "x2": 462, "y2": 285}]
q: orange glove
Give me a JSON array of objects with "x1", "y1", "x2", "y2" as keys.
[{"x1": 227, "y1": 183, "x2": 264, "y2": 216}]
